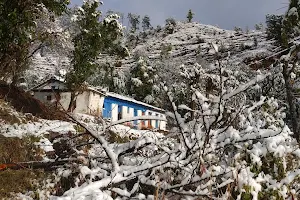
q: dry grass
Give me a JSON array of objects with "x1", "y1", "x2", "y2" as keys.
[
  {"x1": 0, "y1": 135, "x2": 42, "y2": 163},
  {"x1": 0, "y1": 135, "x2": 49, "y2": 199},
  {"x1": 0, "y1": 169, "x2": 45, "y2": 199}
]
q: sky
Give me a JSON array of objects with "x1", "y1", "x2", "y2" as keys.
[{"x1": 71, "y1": 0, "x2": 287, "y2": 30}]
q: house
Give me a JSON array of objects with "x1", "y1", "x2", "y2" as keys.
[
  {"x1": 31, "y1": 77, "x2": 167, "y2": 131},
  {"x1": 31, "y1": 77, "x2": 105, "y2": 116},
  {"x1": 103, "y1": 92, "x2": 167, "y2": 130}
]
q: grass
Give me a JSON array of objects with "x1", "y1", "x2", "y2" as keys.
[
  {"x1": 0, "y1": 135, "x2": 42, "y2": 163},
  {"x1": 0, "y1": 135, "x2": 48, "y2": 199},
  {"x1": 0, "y1": 169, "x2": 46, "y2": 199}
]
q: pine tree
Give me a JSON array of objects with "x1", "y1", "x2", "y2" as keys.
[
  {"x1": 165, "y1": 18, "x2": 176, "y2": 34},
  {"x1": 281, "y1": 0, "x2": 300, "y2": 47},
  {"x1": 186, "y1": 9, "x2": 194, "y2": 23},
  {"x1": 127, "y1": 13, "x2": 140, "y2": 33},
  {"x1": 127, "y1": 57, "x2": 158, "y2": 104},
  {"x1": 265, "y1": 14, "x2": 283, "y2": 44},
  {"x1": 66, "y1": 0, "x2": 127, "y2": 111},
  {"x1": 0, "y1": 0, "x2": 69, "y2": 82},
  {"x1": 142, "y1": 15, "x2": 151, "y2": 31}
]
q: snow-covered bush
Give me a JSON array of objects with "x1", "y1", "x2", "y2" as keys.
[{"x1": 48, "y1": 49, "x2": 300, "y2": 200}]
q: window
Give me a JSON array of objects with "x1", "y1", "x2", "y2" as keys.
[
  {"x1": 46, "y1": 95, "x2": 52, "y2": 101},
  {"x1": 51, "y1": 86, "x2": 56, "y2": 90}
]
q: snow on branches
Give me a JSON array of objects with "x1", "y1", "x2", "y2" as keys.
[{"x1": 50, "y1": 45, "x2": 300, "y2": 200}]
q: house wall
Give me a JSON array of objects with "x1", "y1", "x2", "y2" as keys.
[
  {"x1": 33, "y1": 90, "x2": 101, "y2": 115},
  {"x1": 88, "y1": 91, "x2": 105, "y2": 116},
  {"x1": 73, "y1": 91, "x2": 89, "y2": 114},
  {"x1": 33, "y1": 80, "x2": 167, "y2": 130},
  {"x1": 111, "y1": 103, "x2": 119, "y2": 121},
  {"x1": 59, "y1": 92, "x2": 72, "y2": 110},
  {"x1": 102, "y1": 96, "x2": 167, "y2": 130}
]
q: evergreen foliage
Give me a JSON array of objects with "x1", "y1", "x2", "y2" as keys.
[
  {"x1": 186, "y1": 9, "x2": 194, "y2": 23},
  {"x1": 165, "y1": 17, "x2": 176, "y2": 34},
  {"x1": 0, "y1": 0, "x2": 69, "y2": 81},
  {"x1": 66, "y1": 0, "x2": 127, "y2": 89},
  {"x1": 127, "y1": 57, "x2": 158, "y2": 104},
  {"x1": 142, "y1": 15, "x2": 151, "y2": 31},
  {"x1": 65, "y1": 0, "x2": 127, "y2": 110},
  {"x1": 265, "y1": 14, "x2": 283, "y2": 44},
  {"x1": 127, "y1": 13, "x2": 140, "y2": 33}
]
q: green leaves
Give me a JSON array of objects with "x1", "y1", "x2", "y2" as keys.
[
  {"x1": 0, "y1": 0, "x2": 69, "y2": 81},
  {"x1": 66, "y1": 0, "x2": 127, "y2": 90}
]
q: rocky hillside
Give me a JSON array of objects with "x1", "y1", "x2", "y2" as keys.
[{"x1": 26, "y1": 21, "x2": 278, "y2": 86}]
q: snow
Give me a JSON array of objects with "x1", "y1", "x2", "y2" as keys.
[
  {"x1": 6, "y1": 17, "x2": 300, "y2": 200},
  {"x1": 0, "y1": 119, "x2": 76, "y2": 138},
  {"x1": 35, "y1": 138, "x2": 54, "y2": 152}
]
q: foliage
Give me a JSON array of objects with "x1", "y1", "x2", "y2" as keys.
[
  {"x1": 165, "y1": 17, "x2": 177, "y2": 34},
  {"x1": 187, "y1": 9, "x2": 194, "y2": 23},
  {"x1": 160, "y1": 43, "x2": 173, "y2": 60},
  {"x1": 234, "y1": 26, "x2": 243, "y2": 32},
  {"x1": 0, "y1": 0, "x2": 69, "y2": 82},
  {"x1": 127, "y1": 13, "x2": 140, "y2": 33},
  {"x1": 127, "y1": 57, "x2": 159, "y2": 105},
  {"x1": 265, "y1": 14, "x2": 283, "y2": 44},
  {"x1": 65, "y1": 0, "x2": 128, "y2": 110},
  {"x1": 0, "y1": 169, "x2": 48, "y2": 199},
  {"x1": 89, "y1": 62, "x2": 127, "y2": 94},
  {"x1": 281, "y1": 0, "x2": 300, "y2": 47},
  {"x1": 255, "y1": 23, "x2": 264, "y2": 31},
  {"x1": 142, "y1": 15, "x2": 151, "y2": 31}
]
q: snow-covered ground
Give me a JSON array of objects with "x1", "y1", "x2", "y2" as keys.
[{"x1": 25, "y1": 21, "x2": 277, "y2": 85}]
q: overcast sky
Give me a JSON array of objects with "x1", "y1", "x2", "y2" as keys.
[{"x1": 71, "y1": 0, "x2": 287, "y2": 30}]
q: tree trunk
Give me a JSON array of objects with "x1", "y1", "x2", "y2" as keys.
[
  {"x1": 283, "y1": 62, "x2": 299, "y2": 141},
  {"x1": 68, "y1": 91, "x2": 76, "y2": 112}
]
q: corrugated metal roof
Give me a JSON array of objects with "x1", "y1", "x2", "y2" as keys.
[
  {"x1": 106, "y1": 92, "x2": 164, "y2": 112},
  {"x1": 31, "y1": 77, "x2": 165, "y2": 112}
]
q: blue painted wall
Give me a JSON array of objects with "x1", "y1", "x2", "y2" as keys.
[
  {"x1": 102, "y1": 96, "x2": 160, "y2": 128},
  {"x1": 103, "y1": 96, "x2": 147, "y2": 118}
]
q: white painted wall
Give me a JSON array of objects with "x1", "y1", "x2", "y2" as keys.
[
  {"x1": 73, "y1": 91, "x2": 89, "y2": 114},
  {"x1": 111, "y1": 103, "x2": 118, "y2": 121},
  {"x1": 88, "y1": 91, "x2": 104, "y2": 116},
  {"x1": 121, "y1": 106, "x2": 128, "y2": 119},
  {"x1": 128, "y1": 108, "x2": 134, "y2": 118},
  {"x1": 160, "y1": 114, "x2": 167, "y2": 131},
  {"x1": 59, "y1": 92, "x2": 72, "y2": 111},
  {"x1": 34, "y1": 91, "x2": 71, "y2": 111}
]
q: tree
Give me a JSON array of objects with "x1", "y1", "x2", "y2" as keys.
[
  {"x1": 50, "y1": 48, "x2": 300, "y2": 199},
  {"x1": 165, "y1": 17, "x2": 176, "y2": 34},
  {"x1": 234, "y1": 26, "x2": 243, "y2": 33},
  {"x1": 265, "y1": 14, "x2": 283, "y2": 44},
  {"x1": 106, "y1": 9, "x2": 124, "y2": 24},
  {"x1": 142, "y1": 15, "x2": 151, "y2": 31},
  {"x1": 255, "y1": 22, "x2": 264, "y2": 31},
  {"x1": 186, "y1": 9, "x2": 194, "y2": 23},
  {"x1": 66, "y1": 0, "x2": 127, "y2": 111},
  {"x1": 127, "y1": 13, "x2": 140, "y2": 33},
  {"x1": 263, "y1": 1, "x2": 300, "y2": 141},
  {"x1": 127, "y1": 57, "x2": 159, "y2": 105},
  {"x1": 89, "y1": 61, "x2": 127, "y2": 95},
  {"x1": 0, "y1": 0, "x2": 69, "y2": 82}
]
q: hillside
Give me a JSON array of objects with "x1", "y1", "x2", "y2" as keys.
[{"x1": 26, "y1": 21, "x2": 277, "y2": 87}]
